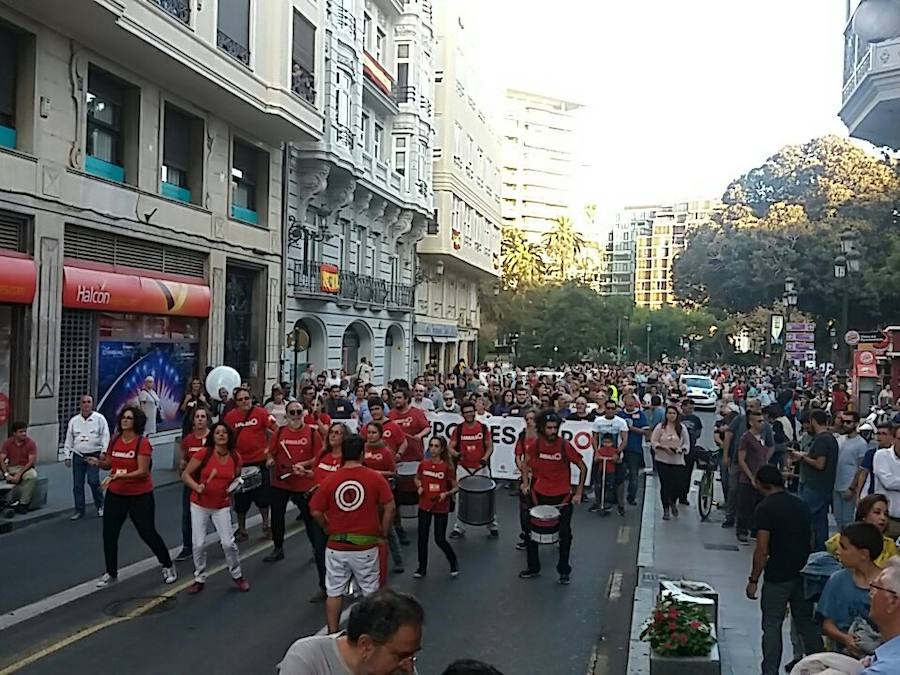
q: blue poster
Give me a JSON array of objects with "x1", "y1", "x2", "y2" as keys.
[{"x1": 97, "y1": 341, "x2": 199, "y2": 433}]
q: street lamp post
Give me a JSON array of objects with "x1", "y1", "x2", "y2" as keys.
[
  {"x1": 646, "y1": 324, "x2": 652, "y2": 363},
  {"x1": 780, "y1": 275, "x2": 798, "y2": 369},
  {"x1": 616, "y1": 315, "x2": 629, "y2": 365},
  {"x1": 834, "y1": 230, "x2": 861, "y2": 371}
]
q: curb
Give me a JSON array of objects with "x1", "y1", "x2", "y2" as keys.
[
  {"x1": 0, "y1": 476, "x2": 183, "y2": 536},
  {"x1": 627, "y1": 472, "x2": 658, "y2": 675}
]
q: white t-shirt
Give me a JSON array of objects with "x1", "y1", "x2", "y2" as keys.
[
  {"x1": 278, "y1": 634, "x2": 352, "y2": 675},
  {"x1": 411, "y1": 398, "x2": 435, "y2": 412},
  {"x1": 138, "y1": 389, "x2": 160, "y2": 434},
  {"x1": 592, "y1": 415, "x2": 629, "y2": 444}
]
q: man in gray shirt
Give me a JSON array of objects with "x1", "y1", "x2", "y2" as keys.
[
  {"x1": 279, "y1": 589, "x2": 423, "y2": 675},
  {"x1": 791, "y1": 409, "x2": 838, "y2": 551},
  {"x1": 833, "y1": 410, "x2": 869, "y2": 528}
]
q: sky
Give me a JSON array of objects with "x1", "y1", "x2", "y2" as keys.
[{"x1": 470, "y1": 0, "x2": 852, "y2": 221}]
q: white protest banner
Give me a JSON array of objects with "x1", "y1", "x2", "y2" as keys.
[{"x1": 424, "y1": 413, "x2": 594, "y2": 484}]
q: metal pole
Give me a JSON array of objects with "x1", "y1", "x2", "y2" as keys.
[
  {"x1": 646, "y1": 330, "x2": 651, "y2": 363},
  {"x1": 616, "y1": 317, "x2": 621, "y2": 365},
  {"x1": 842, "y1": 282, "x2": 850, "y2": 371}
]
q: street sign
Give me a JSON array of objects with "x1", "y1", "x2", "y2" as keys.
[
  {"x1": 844, "y1": 330, "x2": 860, "y2": 346},
  {"x1": 856, "y1": 330, "x2": 889, "y2": 348},
  {"x1": 787, "y1": 322, "x2": 816, "y2": 332},
  {"x1": 786, "y1": 332, "x2": 815, "y2": 343}
]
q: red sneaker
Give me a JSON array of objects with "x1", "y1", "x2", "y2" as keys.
[
  {"x1": 233, "y1": 577, "x2": 250, "y2": 592},
  {"x1": 187, "y1": 582, "x2": 204, "y2": 595}
]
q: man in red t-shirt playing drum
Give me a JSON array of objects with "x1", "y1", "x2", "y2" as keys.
[
  {"x1": 449, "y1": 401, "x2": 498, "y2": 538},
  {"x1": 310, "y1": 435, "x2": 396, "y2": 634},
  {"x1": 519, "y1": 410, "x2": 587, "y2": 585}
]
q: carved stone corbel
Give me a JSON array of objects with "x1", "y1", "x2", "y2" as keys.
[{"x1": 68, "y1": 46, "x2": 88, "y2": 171}]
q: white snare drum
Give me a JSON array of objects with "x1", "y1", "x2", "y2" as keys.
[
  {"x1": 227, "y1": 466, "x2": 262, "y2": 494},
  {"x1": 529, "y1": 505, "x2": 561, "y2": 544}
]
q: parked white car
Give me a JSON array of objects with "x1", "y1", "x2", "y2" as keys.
[{"x1": 680, "y1": 374, "x2": 718, "y2": 410}]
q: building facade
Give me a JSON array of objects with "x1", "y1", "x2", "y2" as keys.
[
  {"x1": 0, "y1": 0, "x2": 323, "y2": 460},
  {"x1": 841, "y1": 2, "x2": 900, "y2": 149},
  {"x1": 283, "y1": 0, "x2": 434, "y2": 387},
  {"x1": 500, "y1": 89, "x2": 583, "y2": 239},
  {"x1": 411, "y1": 0, "x2": 501, "y2": 375}
]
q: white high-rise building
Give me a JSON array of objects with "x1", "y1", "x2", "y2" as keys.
[
  {"x1": 412, "y1": 0, "x2": 502, "y2": 375},
  {"x1": 500, "y1": 89, "x2": 584, "y2": 238},
  {"x1": 284, "y1": 0, "x2": 435, "y2": 385}
]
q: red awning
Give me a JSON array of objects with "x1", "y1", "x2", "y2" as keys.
[
  {"x1": 0, "y1": 254, "x2": 36, "y2": 304},
  {"x1": 62, "y1": 266, "x2": 210, "y2": 317}
]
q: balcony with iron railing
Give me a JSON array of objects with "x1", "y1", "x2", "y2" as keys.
[
  {"x1": 290, "y1": 261, "x2": 414, "y2": 310},
  {"x1": 335, "y1": 123, "x2": 355, "y2": 149},
  {"x1": 395, "y1": 85, "x2": 416, "y2": 104},
  {"x1": 217, "y1": 29, "x2": 250, "y2": 66},
  {"x1": 150, "y1": 0, "x2": 190, "y2": 23},
  {"x1": 327, "y1": 1, "x2": 357, "y2": 39}
]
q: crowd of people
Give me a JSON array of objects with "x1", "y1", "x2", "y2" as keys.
[{"x1": 3, "y1": 357, "x2": 900, "y2": 674}]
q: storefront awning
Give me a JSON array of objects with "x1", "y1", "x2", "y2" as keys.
[
  {"x1": 0, "y1": 253, "x2": 36, "y2": 304},
  {"x1": 414, "y1": 335, "x2": 432, "y2": 343},
  {"x1": 62, "y1": 266, "x2": 210, "y2": 317}
]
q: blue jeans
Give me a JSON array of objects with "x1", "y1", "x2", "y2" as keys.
[
  {"x1": 799, "y1": 484, "x2": 830, "y2": 551},
  {"x1": 832, "y1": 490, "x2": 857, "y2": 529},
  {"x1": 622, "y1": 451, "x2": 643, "y2": 502},
  {"x1": 72, "y1": 452, "x2": 103, "y2": 514}
]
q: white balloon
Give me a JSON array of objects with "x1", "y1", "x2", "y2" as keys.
[
  {"x1": 205, "y1": 366, "x2": 242, "y2": 398},
  {"x1": 853, "y1": 0, "x2": 900, "y2": 43}
]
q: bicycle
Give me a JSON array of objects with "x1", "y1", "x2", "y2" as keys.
[{"x1": 693, "y1": 445, "x2": 720, "y2": 521}]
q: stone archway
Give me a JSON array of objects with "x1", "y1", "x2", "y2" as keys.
[
  {"x1": 291, "y1": 316, "x2": 327, "y2": 387},
  {"x1": 384, "y1": 324, "x2": 406, "y2": 382},
  {"x1": 342, "y1": 320, "x2": 373, "y2": 377}
]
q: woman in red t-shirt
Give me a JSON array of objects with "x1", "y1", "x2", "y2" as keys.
[
  {"x1": 175, "y1": 406, "x2": 211, "y2": 562},
  {"x1": 182, "y1": 422, "x2": 249, "y2": 593},
  {"x1": 91, "y1": 406, "x2": 175, "y2": 587},
  {"x1": 514, "y1": 410, "x2": 538, "y2": 549},
  {"x1": 413, "y1": 437, "x2": 459, "y2": 578},
  {"x1": 364, "y1": 422, "x2": 404, "y2": 576}
]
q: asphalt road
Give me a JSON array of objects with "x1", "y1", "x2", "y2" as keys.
[{"x1": 0, "y1": 471, "x2": 643, "y2": 675}]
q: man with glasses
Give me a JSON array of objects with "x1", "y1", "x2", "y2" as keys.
[
  {"x1": 873, "y1": 426, "x2": 900, "y2": 540},
  {"x1": 410, "y1": 385, "x2": 435, "y2": 412},
  {"x1": 224, "y1": 387, "x2": 278, "y2": 542},
  {"x1": 833, "y1": 410, "x2": 869, "y2": 528},
  {"x1": 279, "y1": 588, "x2": 423, "y2": 673},
  {"x1": 863, "y1": 559, "x2": 900, "y2": 674},
  {"x1": 519, "y1": 410, "x2": 586, "y2": 584},
  {"x1": 63, "y1": 394, "x2": 110, "y2": 520},
  {"x1": 437, "y1": 391, "x2": 461, "y2": 415},
  {"x1": 745, "y1": 465, "x2": 821, "y2": 675},
  {"x1": 449, "y1": 401, "x2": 497, "y2": 539}
]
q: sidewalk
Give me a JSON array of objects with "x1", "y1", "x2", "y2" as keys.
[
  {"x1": 1, "y1": 456, "x2": 181, "y2": 535},
  {"x1": 628, "y1": 472, "x2": 796, "y2": 674}
]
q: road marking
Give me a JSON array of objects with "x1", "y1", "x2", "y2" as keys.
[
  {"x1": 606, "y1": 569, "x2": 623, "y2": 601},
  {"x1": 617, "y1": 526, "x2": 631, "y2": 544},
  {"x1": 0, "y1": 509, "x2": 275, "y2": 632},
  {"x1": 0, "y1": 521, "x2": 304, "y2": 674}
]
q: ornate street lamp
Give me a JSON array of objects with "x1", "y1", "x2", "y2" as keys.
[
  {"x1": 853, "y1": 0, "x2": 900, "y2": 44},
  {"x1": 834, "y1": 255, "x2": 847, "y2": 279}
]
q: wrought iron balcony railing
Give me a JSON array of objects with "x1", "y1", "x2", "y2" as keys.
[
  {"x1": 335, "y1": 123, "x2": 355, "y2": 149},
  {"x1": 150, "y1": 0, "x2": 190, "y2": 23},
  {"x1": 217, "y1": 29, "x2": 250, "y2": 66},
  {"x1": 291, "y1": 262, "x2": 414, "y2": 310}
]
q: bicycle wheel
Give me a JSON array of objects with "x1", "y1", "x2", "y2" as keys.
[{"x1": 697, "y1": 470, "x2": 714, "y2": 521}]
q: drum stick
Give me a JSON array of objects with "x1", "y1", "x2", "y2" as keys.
[
  {"x1": 280, "y1": 441, "x2": 293, "y2": 460},
  {"x1": 203, "y1": 468, "x2": 218, "y2": 487}
]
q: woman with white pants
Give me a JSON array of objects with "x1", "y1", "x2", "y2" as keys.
[{"x1": 181, "y1": 422, "x2": 250, "y2": 594}]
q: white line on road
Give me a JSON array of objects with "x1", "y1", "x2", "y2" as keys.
[
  {"x1": 607, "y1": 569, "x2": 623, "y2": 601},
  {"x1": 617, "y1": 526, "x2": 632, "y2": 544},
  {"x1": 0, "y1": 509, "x2": 281, "y2": 632}
]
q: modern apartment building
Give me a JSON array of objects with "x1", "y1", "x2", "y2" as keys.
[
  {"x1": 632, "y1": 201, "x2": 717, "y2": 309},
  {"x1": 0, "y1": 0, "x2": 323, "y2": 460},
  {"x1": 841, "y1": 2, "x2": 900, "y2": 149},
  {"x1": 412, "y1": 0, "x2": 501, "y2": 375},
  {"x1": 500, "y1": 89, "x2": 583, "y2": 239},
  {"x1": 284, "y1": 0, "x2": 434, "y2": 385}
]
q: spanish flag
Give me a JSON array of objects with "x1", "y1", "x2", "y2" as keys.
[{"x1": 320, "y1": 264, "x2": 340, "y2": 293}]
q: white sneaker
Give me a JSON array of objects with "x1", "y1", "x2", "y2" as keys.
[
  {"x1": 96, "y1": 573, "x2": 117, "y2": 587},
  {"x1": 162, "y1": 566, "x2": 177, "y2": 584},
  {"x1": 97, "y1": 507, "x2": 104, "y2": 518}
]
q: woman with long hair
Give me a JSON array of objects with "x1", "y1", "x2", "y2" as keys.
[
  {"x1": 491, "y1": 389, "x2": 515, "y2": 417},
  {"x1": 91, "y1": 406, "x2": 175, "y2": 587},
  {"x1": 174, "y1": 406, "x2": 211, "y2": 562},
  {"x1": 414, "y1": 436, "x2": 459, "y2": 578},
  {"x1": 265, "y1": 386, "x2": 289, "y2": 428},
  {"x1": 352, "y1": 384, "x2": 372, "y2": 425},
  {"x1": 182, "y1": 422, "x2": 249, "y2": 593},
  {"x1": 826, "y1": 493, "x2": 899, "y2": 567},
  {"x1": 308, "y1": 397, "x2": 332, "y2": 440},
  {"x1": 179, "y1": 377, "x2": 208, "y2": 435},
  {"x1": 650, "y1": 405, "x2": 689, "y2": 520}
]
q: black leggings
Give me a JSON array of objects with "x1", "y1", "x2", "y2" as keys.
[
  {"x1": 656, "y1": 462, "x2": 683, "y2": 509},
  {"x1": 417, "y1": 510, "x2": 458, "y2": 573},
  {"x1": 103, "y1": 491, "x2": 172, "y2": 577},
  {"x1": 270, "y1": 487, "x2": 326, "y2": 589}
]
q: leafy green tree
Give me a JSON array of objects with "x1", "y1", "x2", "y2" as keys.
[{"x1": 541, "y1": 216, "x2": 587, "y2": 282}]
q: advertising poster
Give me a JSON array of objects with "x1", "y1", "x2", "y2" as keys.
[{"x1": 97, "y1": 341, "x2": 199, "y2": 432}]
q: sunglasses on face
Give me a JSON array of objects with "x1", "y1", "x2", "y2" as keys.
[
  {"x1": 287, "y1": 409, "x2": 303, "y2": 416},
  {"x1": 237, "y1": 396, "x2": 250, "y2": 402}
]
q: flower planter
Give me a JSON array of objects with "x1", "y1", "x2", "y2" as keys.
[
  {"x1": 659, "y1": 580, "x2": 719, "y2": 626},
  {"x1": 650, "y1": 642, "x2": 720, "y2": 675}
]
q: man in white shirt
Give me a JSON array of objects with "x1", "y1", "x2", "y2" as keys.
[
  {"x1": 355, "y1": 357, "x2": 373, "y2": 385},
  {"x1": 138, "y1": 376, "x2": 160, "y2": 435},
  {"x1": 63, "y1": 394, "x2": 111, "y2": 520},
  {"x1": 591, "y1": 399, "x2": 629, "y2": 515},
  {"x1": 873, "y1": 425, "x2": 900, "y2": 540},
  {"x1": 410, "y1": 385, "x2": 434, "y2": 412}
]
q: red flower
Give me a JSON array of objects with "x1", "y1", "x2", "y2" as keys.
[
  {"x1": 689, "y1": 620, "x2": 701, "y2": 629},
  {"x1": 654, "y1": 611, "x2": 665, "y2": 621},
  {"x1": 667, "y1": 608, "x2": 679, "y2": 619}
]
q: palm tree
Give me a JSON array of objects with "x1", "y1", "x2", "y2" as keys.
[
  {"x1": 542, "y1": 216, "x2": 587, "y2": 281},
  {"x1": 502, "y1": 227, "x2": 546, "y2": 289}
]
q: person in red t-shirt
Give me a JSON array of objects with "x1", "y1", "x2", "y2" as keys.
[
  {"x1": 449, "y1": 401, "x2": 497, "y2": 538},
  {"x1": 519, "y1": 410, "x2": 586, "y2": 584},
  {"x1": 263, "y1": 400, "x2": 324, "y2": 581},
  {"x1": 182, "y1": 421, "x2": 249, "y2": 593},
  {"x1": 174, "y1": 406, "x2": 211, "y2": 562},
  {"x1": 310, "y1": 435, "x2": 395, "y2": 634},
  {"x1": 91, "y1": 406, "x2": 175, "y2": 587},
  {"x1": 414, "y1": 436, "x2": 459, "y2": 578},
  {"x1": 368, "y1": 398, "x2": 408, "y2": 460},
  {"x1": 514, "y1": 410, "x2": 538, "y2": 549},
  {"x1": 223, "y1": 387, "x2": 277, "y2": 542},
  {"x1": 305, "y1": 395, "x2": 333, "y2": 440},
  {"x1": 364, "y1": 421, "x2": 404, "y2": 577},
  {"x1": 387, "y1": 389, "x2": 430, "y2": 463},
  {"x1": 0, "y1": 422, "x2": 38, "y2": 515}
]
